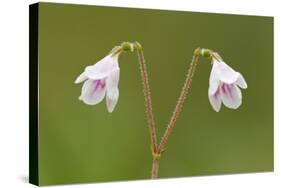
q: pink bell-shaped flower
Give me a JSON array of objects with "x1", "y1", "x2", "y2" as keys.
[
  {"x1": 208, "y1": 58, "x2": 247, "y2": 112},
  {"x1": 75, "y1": 54, "x2": 120, "y2": 113}
]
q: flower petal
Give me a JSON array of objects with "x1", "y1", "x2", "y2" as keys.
[
  {"x1": 84, "y1": 55, "x2": 119, "y2": 80},
  {"x1": 106, "y1": 88, "x2": 119, "y2": 113},
  {"x1": 105, "y1": 68, "x2": 120, "y2": 113},
  {"x1": 209, "y1": 61, "x2": 221, "y2": 95},
  {"x1": 208, "y1": 88, "x2": 222, "y2": 112},
  {"x1": 80, "y1": 79, "x2": 106, "y2": 105},
  {"x1": 221, "y1": 84, "x2": 242, "y2": 109},
  {"x1": 74, "y1": 71, "x2": 88, "y2": 84},
  {"x1": 214, "y1": 60, "x2": 240, "y2": 84},
  {"x1": 235, "y1": 73, "x2": 248, "y2": 89},
  {"x1": 106, "y1": 68, "x2": 120, "y2": 92}
]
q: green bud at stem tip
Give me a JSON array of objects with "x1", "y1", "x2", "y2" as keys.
[
  {"x1": 200, "y1": 48, "x2": 213, "y2": 58},
  {"x1": 121, "y1": 42, "x2": 134, "y2": 52}
]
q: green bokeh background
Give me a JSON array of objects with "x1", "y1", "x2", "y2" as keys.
[{"x1": 37, "y1": 2, "x2": 273, "y2": 185}]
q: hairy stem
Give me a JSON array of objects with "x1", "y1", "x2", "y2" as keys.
[
  {"x1": 133, "y1": 43, "x2": 201, "y2": 179},
  {"x1": 157, "y1": 48, "x2": 201, "y2": 154},
  {"x1": 134, "y1": 42, "x2": 158, "y2": 154},
  {"x1": 151, "y1": 158, "x2": 160, "y2": 179}
]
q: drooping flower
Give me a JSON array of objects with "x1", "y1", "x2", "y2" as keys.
[
  {"x1": 208, "y1": 56, "x2": 247, "y2": 112},
  {"x1": 74, "y1": 54, "x2": 120, "y2": 113}
]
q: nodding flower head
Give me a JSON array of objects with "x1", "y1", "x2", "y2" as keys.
[
  {"x1": 75, "y1": 53, "x2": 120, "y2": 113},
  {"x1": 208, "y1": 54, "x2": 247, "y2": 112}
]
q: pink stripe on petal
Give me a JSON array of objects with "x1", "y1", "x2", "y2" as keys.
[
  {"x1": 92, "y1": 80, "x2": 106, "y2": 95},
  {"x1": 227, "y1": 84, "x2": 234, "y2": 98},
  {"x1": 221, "y1": 84, "x2": 227, "y2": 94},
  {"x1": 214, "y1": 88, "x2": 220, "y2": 99}
]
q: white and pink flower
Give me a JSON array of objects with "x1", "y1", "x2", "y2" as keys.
[
  {"x1": 208, "y1": 58, "x2": 247, "y2": 112},
  {"x1": 75, "y1": 54, "x2": 120, "y2": 113}
]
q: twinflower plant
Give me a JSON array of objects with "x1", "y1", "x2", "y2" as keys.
[{"x1": 74, "y1": 42, "x2": 247, "y2": 179}]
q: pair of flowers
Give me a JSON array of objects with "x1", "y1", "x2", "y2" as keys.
[{"x1": 75, "y1": 47, "x2": 247, "y2": 112}]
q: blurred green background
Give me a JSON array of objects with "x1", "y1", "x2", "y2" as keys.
[{"x1": 37, "y1": 2, "x2": 273, "y2": 185}]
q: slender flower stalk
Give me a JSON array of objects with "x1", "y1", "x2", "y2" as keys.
[
  {"x1": 158, "y1": 48, "x2": 201, "y2": 154},
  {"x1": 134, "y1": 42, "x2": 158, "y2": 155},
  {"x1": 133, "y1": 42, "x2": 160, "y2": 179}
]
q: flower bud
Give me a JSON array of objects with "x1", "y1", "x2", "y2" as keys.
[
  {"x1": 200, "y1": 48, "x2": 212, "y2": 58},
  {"x1": 121, "y1": 42, "x2": 134, "y2": 52}
]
